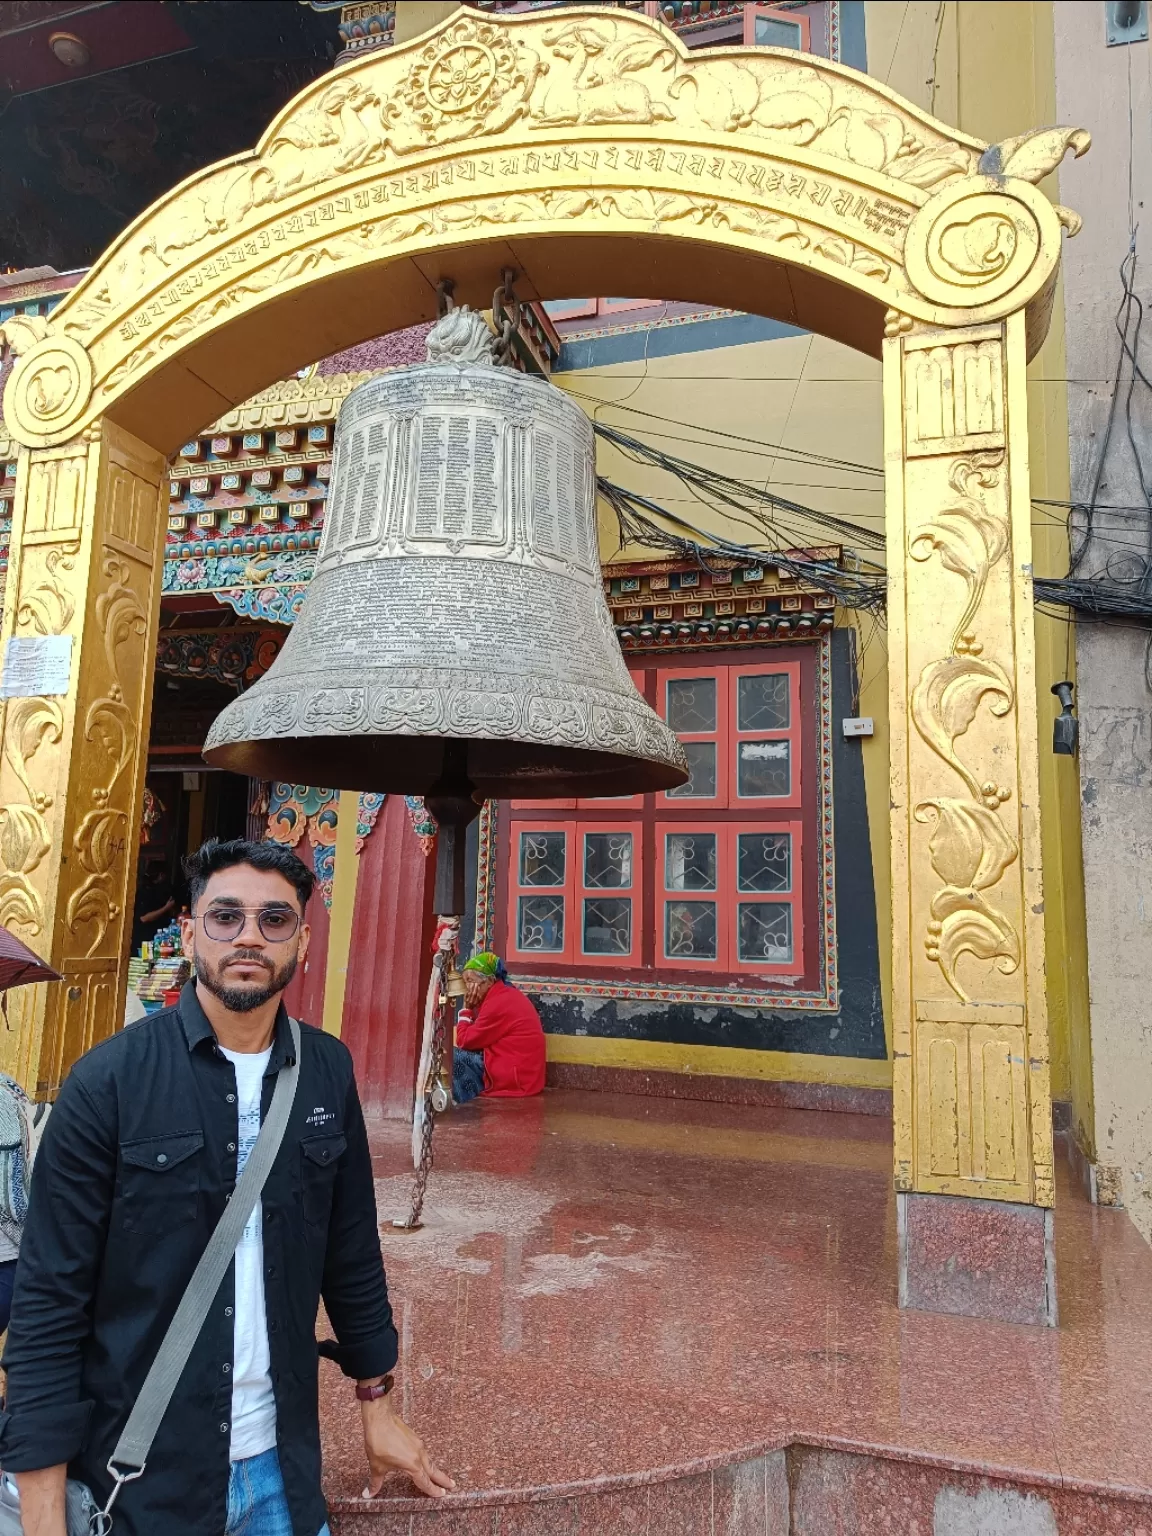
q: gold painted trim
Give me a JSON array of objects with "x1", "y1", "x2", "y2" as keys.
[{"x1": 545, "y1": 1032, "x2": 892, "y2": 1091}]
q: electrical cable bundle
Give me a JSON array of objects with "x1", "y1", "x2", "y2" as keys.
[{"x1": 591, "y1": 421, "x2": 888, "y2": 615}]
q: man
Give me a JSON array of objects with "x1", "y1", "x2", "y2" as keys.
[
  {"x1": 452, "y1": 952, "x2": 547, "y2": 1105},
  {"x1": 1, "y1": 837, "x2": 452, "y2": 1536},
  {"x1": 130, "y1": 855, "x2": 176, "y2": 951}
]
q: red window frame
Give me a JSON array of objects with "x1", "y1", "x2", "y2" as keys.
[
  {"x1": 497, "y1": 645, "x2": 820, "y2": 991},
  {"x1": 656, "y1": 821, "x2": 803, "y2": 976},
  {"x1": 730, "y1": 660, "x2": 802, "y2": 811},
  {"x1": 742, "y1": 5, "x2": 811, "y2": 50},
  {"x1": 507, "y1": 820, "x2": 643, "y2": 969},
  {"x1": 657, "y1": 659, "x2": 801, "y2": 810}
]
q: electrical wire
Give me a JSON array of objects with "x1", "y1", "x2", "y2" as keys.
[
  {"x1": 597, "y1": 475, "x2": 888, "y2": 616},
  {"x1": 568, "y1": 389, "x2": 885, "y2": 478},
  {"x1": 592, "y1": 422, "x2": 888, "y2": 553}
]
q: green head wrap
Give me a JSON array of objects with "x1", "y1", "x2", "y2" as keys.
[{"x1": 463, "y1": 951, "x2": 507, "y2": 981}]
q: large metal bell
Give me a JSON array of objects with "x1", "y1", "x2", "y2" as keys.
[{"x1": 203, "y1": 309, "x2": 688, "y2": 800}]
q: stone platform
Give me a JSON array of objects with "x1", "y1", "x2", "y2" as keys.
[{"x1": 320, "y1": 1089, "x2": 1152, "y2": 1534}]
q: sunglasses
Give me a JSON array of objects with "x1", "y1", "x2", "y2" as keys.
[{"x1": 195, "y1": 906, "x2": 301, "y2": 944}]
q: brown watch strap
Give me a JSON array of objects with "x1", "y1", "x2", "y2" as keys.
[{"x1": 355, "y1": 1373, "x2": 395, "y2": 1402}]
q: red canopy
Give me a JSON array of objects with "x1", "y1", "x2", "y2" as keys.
[{"x1": 0, "y1": 927, "x2": 62, "y2": 993}]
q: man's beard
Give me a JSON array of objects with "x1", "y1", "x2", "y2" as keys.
[{"x1": 194, "y1": 949, "x2": 298, "y2": 1013}]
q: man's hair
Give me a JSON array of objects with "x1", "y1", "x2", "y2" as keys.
[{"x1": 183, "y1": 838, "x2": 315, "y2": 912}]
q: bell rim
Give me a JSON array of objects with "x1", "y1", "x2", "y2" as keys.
[{"x1": 203, "y1": 731, "x2": 689, "y2": 799}]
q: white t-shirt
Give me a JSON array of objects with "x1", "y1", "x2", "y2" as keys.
[{"x1": 219, "y1": 1046, "x2": 277, "y2": 1462}]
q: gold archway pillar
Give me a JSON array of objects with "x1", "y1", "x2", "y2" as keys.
[{"x1": 0, "y1": 7, "x2": 1088, "y2": 1318}]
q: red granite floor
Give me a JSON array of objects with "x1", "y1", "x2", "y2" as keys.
[{"x1": 319, "y1": 1088, "x2": 1152, "y2": 1524}]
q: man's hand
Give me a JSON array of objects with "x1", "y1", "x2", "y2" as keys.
[
  {"x1": 15, "y1": 1466, "x2": 67, "y2": 1536},
  {"x1": 360, "y1": 1395, "x2": 455, "y2": 1500}
]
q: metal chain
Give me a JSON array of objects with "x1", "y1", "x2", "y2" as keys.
[
  {"x1": 396, "y1": 948, "x2": 452, "y2": 1230},
  {"x1": 492, "y1": 267, "x2": 518, "y2": 367}
]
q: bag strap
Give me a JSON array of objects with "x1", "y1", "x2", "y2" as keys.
[{"x1": 99, "y1": 1018, "x2": 301, "y2": 1516}]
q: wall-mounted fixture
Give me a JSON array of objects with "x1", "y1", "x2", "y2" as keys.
[
  {"x1": 1052, "y1": 681, "x2": 1079, "y2": 756},
  {"x1": 48, "y1": 31, "x2": 90, "y2": 68},
  {"x1": 1107, "y1": 0, "x2": 1148, "y2": 45}
]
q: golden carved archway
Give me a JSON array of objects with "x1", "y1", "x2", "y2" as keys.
[{"x1": 0, "y1": 6, "x2": 1088, "y2": 1223}]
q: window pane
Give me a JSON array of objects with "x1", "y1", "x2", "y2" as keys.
[
  {"x1": 754, "y1": 14, "x2": 803, "y2": 48},
  {"x1": 737, "y1": 739, "x2": 791, "y2": 798},
  {"x1": 518, "y1": 894, "x2": 565, "y2": 952},
  {"x1": 583, "y1": 897, "x2": 632, "y2": 955},
  {"x1": 667, "y1": 676, "x2": 716, "y2": 733},
  {"x1": 666, "y1": 740, "x2": 717, "y2": 798},
  {"x1": 584, "y1": 832, "x2": 632, "y2": 889},
  {"x1": 665, "y1": 832, "x2": 717, "y2": 891},
  {"x1": 519, "y1": 831, "x2": 565, "y2": 886},
  {"x1": 665, "y1": 900, "x2": 717, "y2": 960},
  {"x1": 737, "y1": 832, "x2": 792, "y2": 892},
  {"x1": 737, "y1": 673, "x2": 790, "y2": 731},
  {"x1": 737, "y1": 902, "x2": 793, "y2": 963}
]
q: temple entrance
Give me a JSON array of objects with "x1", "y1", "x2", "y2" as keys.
[{"x1": 0, "y1": 4, "x2": 1088, "y2": 1327}]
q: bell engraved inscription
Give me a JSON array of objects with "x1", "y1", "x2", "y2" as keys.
[{"x1": 204, "y1": 309, "x2": 688, "y2": 798}]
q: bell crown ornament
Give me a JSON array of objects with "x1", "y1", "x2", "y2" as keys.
[{"x1": 203, "y1": 308, "x2": 688, "y2": 799}]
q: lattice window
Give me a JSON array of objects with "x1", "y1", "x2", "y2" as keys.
[{"x1": 500, "y1": 648, "x2": 818, "y2": 987}]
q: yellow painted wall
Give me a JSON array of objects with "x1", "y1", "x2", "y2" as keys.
[
  {"x1": 560, "y1": 329, "x2": 892, "y2": 1091},
  {"x1": 866, "y1": 0, "x2": 1092, "y2": 1120},
  {"x1": 542, "y1": 1, "x2": 1091, "y2": 1102}
]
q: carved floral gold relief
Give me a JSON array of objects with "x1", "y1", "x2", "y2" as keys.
[
  {"x1": 0, "y1": 540, "x2": 80, "y2": 936},
  {"x1": 909, "y1": 452, "x2": 1007, "y2": 651},
  {"x1": 66, "y1": 555, "x2": 147, "y2": 957},
  {"x1": 907, "y1": 446, "x2": 1021, "y2": 1005},
  {"x1": 0, "y1": 697, "x2": 64, "y2": 934}
]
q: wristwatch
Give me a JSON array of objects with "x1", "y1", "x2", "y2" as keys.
[{"x1": 355, "y1": 1374, "x2": 395, "y2": 1402}]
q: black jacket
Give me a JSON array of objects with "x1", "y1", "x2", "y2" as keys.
[{"x1": 0, "y1": 984, "x2": 397, "y2": 1536}]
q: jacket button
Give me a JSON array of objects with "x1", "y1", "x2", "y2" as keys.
[
  {"x1": 224, "y1": 1307, "x2": 233, "y2": 1318},
  {"x1": 320, "y1": 1149, "x2": 329, "y2": 1161},
  {"x1": 226, "y1": 1094, "x2": 236, "y2": 1105},
  {"x1": 220, "y1": 1423, "x2": 229, "y2": 1435},
  {"x1": 156, "y1": 1154, "x2": 168, "y2": 1165},
  {"x1": 227, "y1": 1142, "x2": 236, "y2": 1153},
  {"x1": 222, "y1": 1363, "x2": 231, "y2": 1374}
]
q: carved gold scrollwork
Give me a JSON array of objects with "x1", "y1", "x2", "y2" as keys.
[
  {"x1": 911, "y1": 653, "x2": 1015, "y2": 804},
  {"x1": 0, "y1": 697, "x2": 64, "y2": 934},
  {"x1": 977, "y1": 125, "x2": 1091, "y2": 184},
  {"x1": 909, "y1": 452, "x2": 1006, "y2": 652},
  {"x1": 914, "y1": 797, "x2": 1021, "y2": 1002},
  {"x1": 907, "y1": 180, "x2": 1051, "y2": 315},
  {"x1": 911, "y1": 650, "x2": 1020, "y2": 1002},
  {"x1": 1, "y1": 332, "x2": 94, "y2": 451},
  {"x1": 66, "y1": 556, "x2": 146, "y2": 956},
  {"x1": 16, "y1": 544, "x2": 79, "y2": 638}
]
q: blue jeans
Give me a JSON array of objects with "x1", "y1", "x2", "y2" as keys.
[
  {"x1": 453, "y1": 1047, "x2": 485, "y2": 1104},
  {"x1": 225, "y1": 1447, "x2": 329, "y2": 1536}
]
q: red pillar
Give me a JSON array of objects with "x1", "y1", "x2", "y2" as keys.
[
  {"x1": 283, "y1": 828, "x2": 330, "y2": 1026},
  {"x1": 341, "y1": 796, "x2": 436, "y2": 1118}
]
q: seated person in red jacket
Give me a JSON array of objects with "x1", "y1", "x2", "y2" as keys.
[{"x1": 453, "y1": 951, "x2": 547, "y2": 1104}]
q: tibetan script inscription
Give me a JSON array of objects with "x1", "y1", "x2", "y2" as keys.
[{"x1": 295, "y1": 558, "x2": 619, "y2": 684}]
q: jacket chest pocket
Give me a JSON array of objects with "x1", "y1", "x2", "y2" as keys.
[
  {"x1": 301, "y1": 1133, "x2": 346, "y2": 1225},
  {"x1": 119, "y1": 1131, "x2": 203, "y2": 1235}
]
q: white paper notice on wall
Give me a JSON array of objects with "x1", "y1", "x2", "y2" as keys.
[{"x1": 0, "y1": 635, "x2": 74, "y2": 699}]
